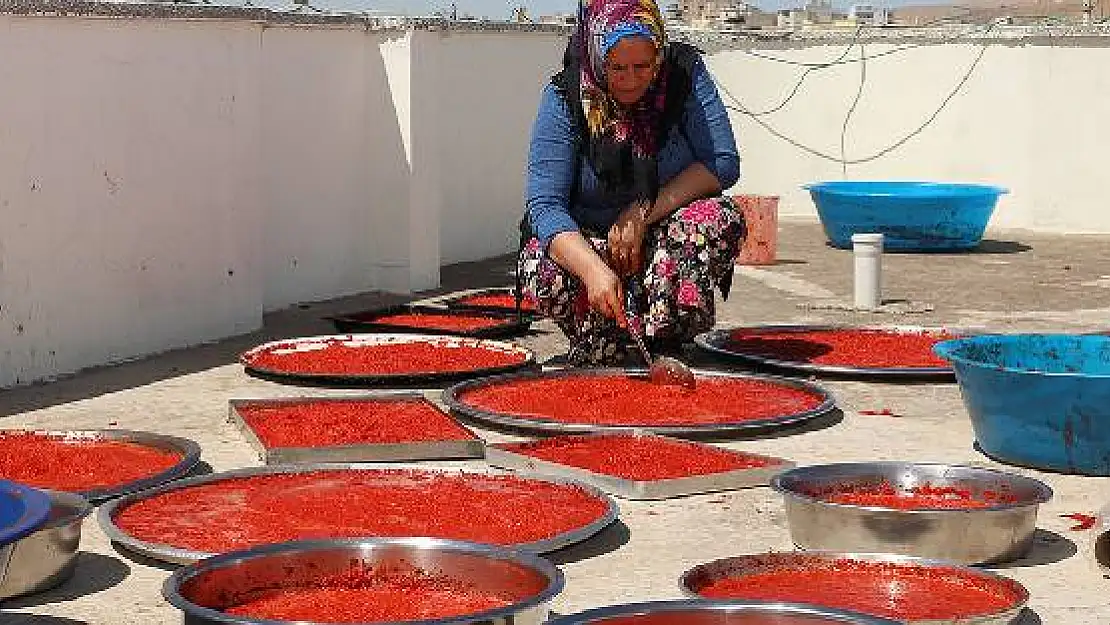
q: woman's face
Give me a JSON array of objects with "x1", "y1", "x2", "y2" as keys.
[{"x1": 605, "y1": 36, "x2": 659, "y2": 106}]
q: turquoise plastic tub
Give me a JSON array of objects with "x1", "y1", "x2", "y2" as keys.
[
  {"x1": 935, "y1": 334, "x2": 1110, "y2": 475},
  {"x1": 804, "y1": 181, "x2": 1008, "y2": 251}
]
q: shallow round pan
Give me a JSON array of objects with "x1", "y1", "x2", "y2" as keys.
[
  {"x1": 240, "y1": 333, "x2": 538, "y2": 387},
  {"x1": 99, "y1": 463, "x2": 619, "y2": 565},
  {"x1": 442, "y1": 367, "x2": 836, "y2": 438},
  {"x1": 695, "y1": 324, "x2": 971, "y2": 380},
  {"x1": 0, "y1": 429, "x2": 201, "y2": 503}
]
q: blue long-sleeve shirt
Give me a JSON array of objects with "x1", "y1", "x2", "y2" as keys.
[{"x1": 524, "y1": 55, "x2": 741, "y2": 249}]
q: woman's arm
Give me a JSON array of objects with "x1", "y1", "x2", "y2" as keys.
[
  {"x1": 608, "y1": 57, "x2": 741, "y2": 275},
  {"x1": 650, "y1": 55, "x2": 741, "y2": 223},
  {"x1": 526, "y1": 85, "x2": 627, "y2": 324}
]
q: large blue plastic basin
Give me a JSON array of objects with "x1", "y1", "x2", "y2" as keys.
[
  {"x1": 935, "y1": 334, "x2": 1110, "y2": 475},
  {"x1": 803, "y1": 181, "x2": 1008, "y2": 251},
  {"x1": 0, "y1": 480, "x2": 52, "y2": 544}
]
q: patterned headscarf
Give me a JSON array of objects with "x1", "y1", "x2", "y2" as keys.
[{"x1": 574, "y1": 0, "x2": 669, "y2": 201}]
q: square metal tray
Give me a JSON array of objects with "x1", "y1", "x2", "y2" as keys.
[
  {"x1": 228, "y1": 394, "x2": 485, "y2": 464},
  {"x1": 485, "y1": 433, "x2": 794, "y2": 500}
]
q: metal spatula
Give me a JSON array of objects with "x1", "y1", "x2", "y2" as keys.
[{"x1": 625, "y1": 310, "x2": 696, "y2": 391}]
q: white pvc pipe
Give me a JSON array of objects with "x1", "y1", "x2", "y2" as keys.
[{"x1": 852, "y1": 233, "x2": 884, "y2": 310}]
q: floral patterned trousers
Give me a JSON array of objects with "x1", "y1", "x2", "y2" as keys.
[{"x1": 518, "y1": 196, "x2": 746, "y2": 366}]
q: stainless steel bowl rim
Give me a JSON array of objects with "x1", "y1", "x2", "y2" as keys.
[
  {"x1": 39, "y1": 489, "x2": 93, "y2": 529},
  {"x1": 442, "y1": 366, "x2": 837, "y2": 435},
  {"x1": 99, "y1": 462, "x2": 619, "y2": 564},
  {"x1": 0, "y1": 428, "x2": 202, "y2": 502},
  {"x1": 162, "y1": 536, "x2": 566, "y2": 625},
  {"x1": 769, "y1": 461, "x2": 1053, "y2": 513},
  {"x1": 546, "y1": 599, "x2": 899, "y2": 625},
  {"x1": 934, "y1": 333, "x2": 1110, "y2": 379},
  {"x1": 677, "y1": 550, "x2": 1030, "y2": 622}
]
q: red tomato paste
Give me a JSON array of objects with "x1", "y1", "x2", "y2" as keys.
[
  {"x1": 0, "y1": 432, "x2": 182, "y2": 492},
  {"x1": 499, "y1": 434, "x2": 772, "y2": 480},
  {"x1": 726, "y1": 328, "x2": 959, "y2": 369},
  {"x1": 237, "y1": 399, "x2": 476, "y2": 448},
  {"x1": 697, "y1": 559, "x2": 1021, "y2": 621},
  {"x1": 813, "y1": 481, "x2": 1017, "y2": 510},
  {"x1": 457, "y1": 293, "x2": 536, "y2": 312},
  {"x1": 368, "y1": 312, "x2": 508, "y2": 332},
  {"x1": 459, "y1": 375, "x2": 824, "y2": 426},
  {"x1": 244, "y1": 338, "x2": 528, "y2": 376},
  {"x1": 113, "y1": 470, "x2": 610, "y2": 554},
  {"x1": 224, "y1": 567, "x2": 513, "y2": 623}
]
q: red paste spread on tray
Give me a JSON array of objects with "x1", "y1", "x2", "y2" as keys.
[
  {"x1": 113, "y1": 470, "x2": 610, "y2": 553},
  {"x1": 367, "y1": 312, "x2": 509, "y2": 332},
  {"x1": 243, "y1": 338, "x2": 528, "y2": 376},
  {"x1": 457, "y1": 293, "x2": 536, "y2": 312},
  {"x1": 813, "y1": 481, "x2": 1018, "y2": 510},
  {"x1": 498, "y1": 434, "x2": 773, "y2": 481},
  {"x1": 237, "y1": 399, "x2": 476, "y2": 448},
  {"x1": 459, "y1": 375, "x2": 824, "y2": 426},
  {"x1": 224, "y1": 567, "x2": 513, "y2": 623},
  {"x1": 725, "y1": 328, "x2": 959, "y2": 369},
  {"x1": 0, "y1": 432, "x2": 183, "y2": 492},
  {"x1": 697, "y1": 559, "x2": 1021, "y2": 621}
]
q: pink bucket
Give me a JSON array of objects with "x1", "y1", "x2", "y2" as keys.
[{"x1": 734, "y1": 194, "x2": 780, "y2": 266}]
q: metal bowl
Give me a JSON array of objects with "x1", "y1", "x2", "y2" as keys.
[
  {"x1": 0, "y1": 490, "x2": 92, "y2": 599},
  {"x1": 770, "y1": 462, "x2": 1052, "y2": 565},
  {"x1": 547, "y1": 600, "x2": 898, "y2": 624},
  {"x1": 680, "y1": 551, "x2": 1028, "y2": 625},
  {"x1": 163, "y1": 537, "x2": 564, "y2": 625}
]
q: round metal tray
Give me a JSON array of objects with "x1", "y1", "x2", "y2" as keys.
[
  {"x1": 694, "y1": 324, "x2": 971, "y2": 380},
  {"x1": 680, "y1": 551, "x2": 1028, "y2": 625},
  {"x1": 239, "y1": 333, "x2": 538, "y2": 386},
  {"x1": 0, "y1": 429, "x2": 201, "y2": 503},
  {"x1": 443, "y1": 287, "x2": 537, "y2": 317},
  {"x1": 325, "y1": 304, "x2": 533, "y2": 340},
  {"x1": 442, "y1": 368, "x2": 836, "y2": 437},
  {"x1": 548, "y1": 599, "x2": 899, "y2": 624},
  {"x1": 99, "y1": 463, "x2": 619, "y2": 565}
]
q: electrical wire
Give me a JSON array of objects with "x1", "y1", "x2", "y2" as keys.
[
  {"x1": 839, "y1": 41, "x2": 866, "y2": 176},
  {"x1": 718, "y1": 37, "x2": 989, "y2": 169},
  {"x1": 730, "y1": 26, "x2": 865, "y2": 117}
]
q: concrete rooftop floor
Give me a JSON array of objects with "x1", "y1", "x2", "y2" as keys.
[{"x1": 3, "y1": 219, "x2": 1110, "y2": 625}]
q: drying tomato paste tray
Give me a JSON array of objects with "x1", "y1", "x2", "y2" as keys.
[
  {"x1": 442, "y1": 287, "x2": 536, "y2": 317},
  {"x1": 442, "y1": 368, "x2": 836, "y2": 438},
  {"x1": 227, "y1": 394, "x2": 485, "y2": 464},
  {"x1": 324, "y1": 304, "x2": 532, "y2": 339},
  {"x1": 694, "y1": 324, "x2": 975, "y2": 380},
  {"x1": 97, "y1": 464, "x2": 619, "y2": 566},
  {"x1": 239, "y1": 333, "x2": 538, "y2": 387},
  {"x1": 0, "y1": 429, "x2": 202, "y2": 504},
  {"x1": 486, "y1": 433, "x2": 794, "y2": 500}
]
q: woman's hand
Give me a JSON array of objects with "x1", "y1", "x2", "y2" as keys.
[
  {"x1": 583, "y1": 261, "x2": 626, "y2": 326},
  {"x1": 608, "y1": 202, "x2": 650, "y2": 277}
]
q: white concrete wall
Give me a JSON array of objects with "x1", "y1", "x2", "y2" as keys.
[
  {"x1": 2, "y1": 14, "x2": 1110, "y2": 386},
  {"x1": 704, "y1": 40, "x2": 1110, "y2": 234},
  {"x1": 0, "y1": 17, "x2": 265, "y2": 386},
  {"x1": 434, "y1": 31, "x2": 565, "y2": 265}
]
